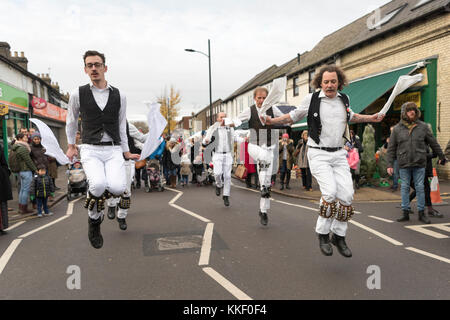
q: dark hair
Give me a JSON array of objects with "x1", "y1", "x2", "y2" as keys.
[
  {"x1": 83, "y1": 50, "x2": 106, "y2": 64},
  {"x1": 37, "y1": 164, "x2": 46, "y2": 171},
  {"x1": 311, "y1": 65, "x2": 348, "y2": 91},
  {"x1": 16, "y1": 132, "x2": 26, "y2": 140}
]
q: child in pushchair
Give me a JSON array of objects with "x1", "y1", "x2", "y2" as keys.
[
  {"x1": 145, "y1": 158, "x2": 164, "y2": 192},
  {"x1": 66, "y1": 161, "x2": 88, "y2": 200}
]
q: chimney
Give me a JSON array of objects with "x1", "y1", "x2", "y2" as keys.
[
  {"x1": 0, "y1": 42, "x2": 11, "y2": 58},
  {"x1": 41, "y1": 73, "x2": 51, "y2": 84},
  {"x1": 51, "y1": 81, "x2": 60, "y2": 92},
  {"x1": 9, "y1": 50, "x2": 28, "y2": 70},
  {"x1": 297, "y1": 53, "x2": 301, "y2": 64}
]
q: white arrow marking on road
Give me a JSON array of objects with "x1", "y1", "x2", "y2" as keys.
[
  {"x1": 203, "y1": 267, "x2": 253, "y2": 300},
  {"x1": 405, "y1": 247, "x2": 450, "y2": 264},
  {"x1": 405, "y1": 224, "x2": 450, "y2": 239}
]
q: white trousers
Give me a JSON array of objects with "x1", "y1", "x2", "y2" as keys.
[
  {"x1": 248, "y1": 143, "x2": 276, "y2": 213},
  {"x1": 106, "y1": 160, "x2": 135, "y2": 219},
  {"x1": 80, "y1": 145, "x2": 126, "y2": 220},
  {"x1": 308, "y1": 148, "x2": 354, "y2": 237},
  {"x1": 213, "y1": 152, "x2": 233, "y2": 197}
]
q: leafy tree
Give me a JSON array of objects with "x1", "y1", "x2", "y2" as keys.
[{"x1": 158, "y1": 86, "x2": 181, "y2": 135}]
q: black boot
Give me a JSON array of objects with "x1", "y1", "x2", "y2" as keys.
[
  {"x1": 136, "y1": 181, "x2": 141, "y2": 189},
  {"x1": 88, "y1": 217, "x2": 103, "y2": 249},
  {"x1": 107, "y1": 206, "x2": 116, "y2": 220},
  {"x1": 397, "y1": 210, "x2": 410, "y2": 222},
  {"x1": 318, "y1": 233, "x2": 333, "y2": 256},
  {"x1": 223, "y1": 196, "x2": 230, "y2": 207},
  {"x1": 285, "y1": 183, "x2": 291, "y2": 190},
  {"x1": 331, "y1": 233, "x2": 352, "y2": 258},
  {"x1": 117, "y1": 217, "x2": 127, "y2": 230},
  {"x1": 216, "y1": 186, "x2": 222, "y2": 196},
  {"x1": 418, "y1": 210, "x2": 431, "y2": 224},
  {"x1": 259, "y1": 211, "x2": 268, "y2": 226}
]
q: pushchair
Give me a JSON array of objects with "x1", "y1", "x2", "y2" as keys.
[
  {"x1": 204, "y1": 162, "x2": 215, "y2": 185},
  {"x1": 66, "y1": 162, "x2": 88, "y2": 200},
  {"x1": 145, "y1": 158, "x2": 164, "y2": 192}
]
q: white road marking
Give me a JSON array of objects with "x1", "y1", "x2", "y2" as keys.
[
  {"x1": 432, "y1": 223, "x2": 450, "y2": 233},
  {"x1": 368, "y1": 216, "x2": 394, "y2": 223},
  {"x1": 5, "y1": 221, "x2": 26, "y2": 231},
  {"x1": 0, "y1": 239, "x2": 23, "y2": 275},
  {"x1": 405, "y1": 224, "x2": 449, "y2": 239},
  {"x1": 349, "y1": 220, "x2": 403, "y2": 246},
  {"x1": 18, "y1": 216, "x2": 70, "y2": 239},
  {"x1": 405, "y1": 247, "x2": 450, "y2": 264},
  {"x1": 199, "y1": 223, "x2": 214, "y2": 266},
  {"x1": 203, "y1": 267, "x2": 253, "y2": 300}
]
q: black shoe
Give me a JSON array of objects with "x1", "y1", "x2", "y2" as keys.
[
  {"x1": 259, "y1": 211, "x2": 268, "y2": 226},
  {"x1": 107, "y1": 206, "x2": 116, "y2": 220},
  {"x1": 428, "y1": 208, "x2": 444, "y2": 218},
  {"x1": 331, "y1": 233, "x2": 352, "y2": 258},
  {"x1": 88, "y1": 217, "x2": 103, "y2": 249},
  {"x1": 117, "y1": 217, "x2": 127, "y2": 230},
  {"x1": 397, "y1": 210, "x2": 410, "y2": 222},
  {"x1": 223, "y1": 196, "x2": 230, "y2": 207},
  {"x1": 418, "y1": 210, "x2": 431, "y2": 224},
  {"x1": 280, "y1": 184, "x2": 284, "y2": 190},
  {"x1": 318, "y1": 233, "x2": 333, "y2": 256},
  {"x1": 136, "y1": 182, "x2": 141, "y2": 189},
  {"x1": 215, "y1": 186, "x2": 222, "y2": 196}
]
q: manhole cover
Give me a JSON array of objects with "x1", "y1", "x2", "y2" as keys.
[{"x1": 157, "y1": 235, "x2": 203, "y2": 251}]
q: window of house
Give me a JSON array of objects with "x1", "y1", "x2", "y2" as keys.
[
  {"x1": 293, "y1": 76, "x2": 299, "y2": 97},
  {"x1": 239, "y1": 98, "x2": 244, "y2": 113},
  {"x1": 369, "y1": 5, "x2": 406, "y2": 30}
]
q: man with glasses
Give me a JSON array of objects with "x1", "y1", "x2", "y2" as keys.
[{"x1": 66, "y1": 50, "x2": 139, "y2": 249}]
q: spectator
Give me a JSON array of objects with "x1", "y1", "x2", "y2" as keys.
[
  {"x1": 409, "y1": 146, "x2": 443, "y2": 218},
  {"x1": 11, "y1": 132, "x2": 37, "y2": 214},
  {"x1": 30, "y1": 164, "x2": 55, "y2": 218},
  {"x1": 349, "y1": 130, "x2": 363, "y2": 189},
  {"x1": 1, "y1": 144, "x2": 13, "y2": 235},
  {"x1": 180, "y1": 152, "x2": 191, "y2": 187},
  {"x1": 243, "y1": 140, "x2": 258, "y2": 189},
  {"x1": 387, "y1": 102, "x2": 446, "y2": 224},
  {"x1": 278, "y1": 133, "x2": 295, "y2": 190},
  {"x1": 344, "y1": 142, "x2": 360, "y2": 190},
  {"x1": 30, "y1": 132, "x2": 49, "y2": 171},
  {"x1": 295, "y1": 130, "x2": 312, "y2": 191},
  {"x1": 47, "y1": 156, "x2": 59, "y2": 191},
  {"x1": 163, "y1": 138, "x2": 180, "y2": 188}
]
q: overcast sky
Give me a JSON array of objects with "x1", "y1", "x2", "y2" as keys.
[{"x1": 2, "y1": 0, "x2": 390, "y2": 121}]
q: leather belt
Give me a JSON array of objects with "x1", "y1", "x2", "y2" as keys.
[
  {"x1": 309, "y1": 146, "x2": 342, "y2": 152},
  {"x1": 90, "y1": 141, "x2": 116, "y2": 146},
  {"x1": 216, "y1": 151, "x2": 230, "y2": 154}
]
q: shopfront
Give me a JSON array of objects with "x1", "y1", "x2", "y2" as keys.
[{"x1": 0, "y1": 81, "x2": 29, "y2": 159}]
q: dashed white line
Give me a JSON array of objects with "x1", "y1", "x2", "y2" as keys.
[
  {"x1": 349, "y1": 220, "x2": 403, "y2": 246},
  {"x1": 199, "y1": 223, "x2": 214, "y2": 266},
  {"x1": 368, "y1": 215, "x2": 395, "y2": 223},
  {"x1": 0, "y1": 239, "x2": 22, "y2": 275},
  {"x1": 203, "y1": 267, "x2": 253, "y2": 300},
  {"x1": 5, "y1": 221, "x2": 26, "y2": 231}
]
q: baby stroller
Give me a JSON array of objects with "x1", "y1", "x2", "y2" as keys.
[
  {"x1": 67, "y1": 162, "x2": 88, "y2": 200},
  {"x1": 205, "y1": 162, "x2": 215, "y2": 185},
  {"x1": 145, "y1": 158, "x2": 164, "y2": 192}
]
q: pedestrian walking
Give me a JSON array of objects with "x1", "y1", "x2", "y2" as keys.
[
  {"x1": 294, "y1": 130, "x2": 312, "y2": 191},
  {"x1": 278, "y1": 133, "x2": 295, "y2": 190},
  {"x1": 349, "y1": 130, "x2": 363, "y2": 189},
  {"x1": 0, "y1": 144, "x2": 13, "y2": 235},
  {"x1": 264, "y1": 65, "x2": 384, "y2": 257},
  {"x1": 30, "y1": 164, "x2": 55, "y2": 218},
  {"x1": 11, "y1": 132, "x2": 38, "y2": 214},
  {"x1": 344, "y1": 142, "x2": 360, "y2": 190},
  {"x1": 65, "y1": 50, "x2": 140, "y2": 249},
  {"x1": 203, "y1": 112, "x2": 244, "y2": 207},
  {"x1": 387, "y1": 102, "x2": 446, "y2": 224}
]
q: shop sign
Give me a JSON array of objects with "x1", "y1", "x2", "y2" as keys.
[
  {"x1": 32, "y1": 96, "x2": 67, "y2": 122},
  {"x1": 393, "y1": 92, "x2": 421, "y2": 111},
  {"x1": 0, "y1": 103, "x2": 8, "y2": 116}
]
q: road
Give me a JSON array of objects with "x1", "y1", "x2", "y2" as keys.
[{"x1": 1, "y1": 179, "x2": 449, "y2": 300}]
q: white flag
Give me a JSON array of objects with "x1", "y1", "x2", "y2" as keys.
[
  {"x1": 378, "y1": 74, "x2": 423, "y2": 118},
  {"x1": 30, "y1": 118, "x2": 70, "y2": 165},
  {"x1": 139, "y1": 102, "x2": 167, "y2": 161},
  {"x1": 259, "y1": 77, "x2": 287, "y2": 124}
]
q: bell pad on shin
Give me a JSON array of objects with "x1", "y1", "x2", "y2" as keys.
[
  {"x1": 119, "y1": 196, "x2": 131, "y2": 209},
  {"x1": 261, "y1": 186, "x2": 271, "y2": 198},
  {"x1": 319, "y1": 198, "x2": 337, "y2": 219},
  {"x1": 335, "y1": 203, "x2": 355, "y2": 222}
]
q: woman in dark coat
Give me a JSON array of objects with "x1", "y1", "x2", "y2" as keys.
[
  {"x1": 0, "y1": 144, "x2": 13, "y2": 235},
  {"x1": 30, "y1": 132, "x2": 49, "y2": 170}
]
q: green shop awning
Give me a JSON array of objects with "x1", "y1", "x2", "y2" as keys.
[{"x1": 292, "y1": 64, "x2": 419, "y2": 132}]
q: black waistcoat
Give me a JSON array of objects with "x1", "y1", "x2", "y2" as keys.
[
  {"x1": 307, "y1": 91, "x2": 351, "y2": 145},
  {"x1": 126, "y1": 122, "x2": 141, "y2": 154},
  {"x1": 79, "y1": 84, "x2": 121, "y2": 145},
  {"x1": 249, "y1": 105, "x2": 277, "y2": 147}
]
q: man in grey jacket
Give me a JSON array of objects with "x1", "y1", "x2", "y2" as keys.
[{"x1": 387, "y1": 102, "x2": 446, "y2": 224}]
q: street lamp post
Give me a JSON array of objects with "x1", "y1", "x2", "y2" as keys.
[{"x1": 185, "y1": 39, "x2": 213, "y2": 127}]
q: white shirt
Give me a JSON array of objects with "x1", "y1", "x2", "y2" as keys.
[
  {"x1": 289, "y1": 90, "x2": 355, "y2": 148},
  {"x1": 66, "y1": 83, "x2": 129, "y2": 152},
  {"x1": 232, "y1": 104, "x2": 285, "y2": 128},
  {"x1": 128, "y1": 122, "x2": 148, "y2": 150},
  {"x1": 202, "y1": 126, "x2": 244, "y2": 153}
]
